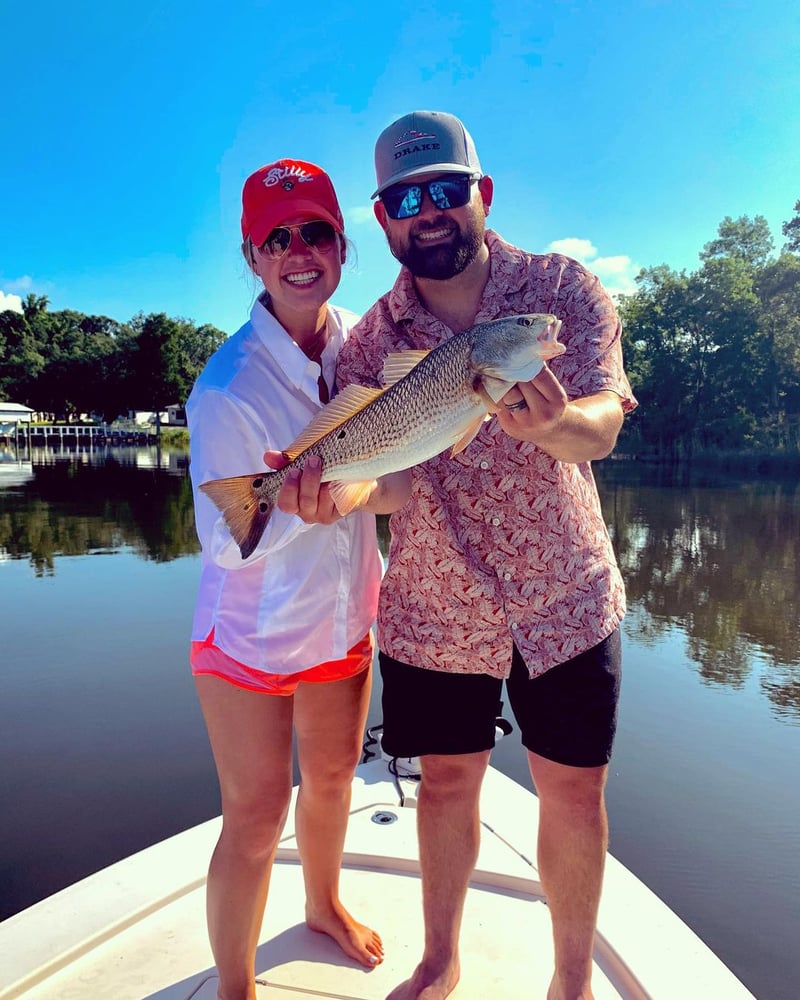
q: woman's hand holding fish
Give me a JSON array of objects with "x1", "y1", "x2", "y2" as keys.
[
  {"x1": 263, "y1": 452, "x2": 343, "y2": 524},
  {"x1": 264, "y1": 451, "x2": 413, "y2": 522},
  {"x1": 495, "y1": 366, "x2": 624, "y2": 463}
]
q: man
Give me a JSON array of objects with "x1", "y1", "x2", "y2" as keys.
[{"x1": 276, "y1": 110, "x2": 637, "y2": 1000}]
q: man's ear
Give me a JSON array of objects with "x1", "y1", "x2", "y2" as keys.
[
  {"x1": 478, "y1": 175, "x2": 494, "y2": 217},
  {"x1": 374, "y1": 200, "x2": 390, "y2": 234}
]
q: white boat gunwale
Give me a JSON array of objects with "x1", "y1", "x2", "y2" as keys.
[{"x1": 0, "y1": 748, "x2": 756, "y2": 1000}]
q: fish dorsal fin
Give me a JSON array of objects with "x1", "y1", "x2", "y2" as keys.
[
  {"x1": 382, "y1": 350, "x2": 431, "y2": 387},
  {"x1": 450, "y1": 413, "x2": 491, "y2": 456},
  {"x1": 283, "y1": 385, "x2": 384, "y2": 460}
]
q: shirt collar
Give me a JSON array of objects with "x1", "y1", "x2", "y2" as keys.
[{"x1": 249, "y1": 293, "x2": 343, "y2": 389}]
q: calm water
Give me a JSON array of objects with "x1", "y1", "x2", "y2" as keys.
[{"x1": 1, "y1": 445, "x2": 798, "y2": 1000}]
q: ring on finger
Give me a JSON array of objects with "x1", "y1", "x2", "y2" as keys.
[{"x1": 504, "y1": 398, "x2": 528, "y2": 412}]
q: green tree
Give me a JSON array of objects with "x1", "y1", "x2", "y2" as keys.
[
  {"x1": 127, "y1": 313, "x2": 226, "y2": 426},
  {"x1": 756, "y1": 253, "x2": 800, "y2": 448},
  {"x1": 687, "y1": 256, "x2": 762, "y2": 450},
  {"x1": 782, "y1": 199, "x2": 800, "y2": 254},
  {"x1": 619, "y1": 253, "x2": 763, "y2": 458},
  {"x1": 700, "y1": 214, "x2": 775, "y2": 268},
  {"x1": 0, "y1": 300, "x2": 46, "y2": 403},
  {"x1": 619, "y1": 266, "x2": 696, "y2": 459}
]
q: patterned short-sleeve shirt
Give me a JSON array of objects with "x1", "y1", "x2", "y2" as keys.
[{"x1": 337, "y1": 230, "x2": 638, "y2": 679}]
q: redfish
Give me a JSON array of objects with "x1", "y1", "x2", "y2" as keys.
[{"x1": 200, "y1": 313, "x2": 564, "y2": 558}]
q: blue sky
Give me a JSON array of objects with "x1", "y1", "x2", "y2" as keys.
[{"x1": 2, "y1": 0, "x2": 798, "y2": 336}]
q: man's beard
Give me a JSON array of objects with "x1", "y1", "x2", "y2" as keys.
[{"x1": 388, "y1": 216, "x2": 485, "y2": 280}]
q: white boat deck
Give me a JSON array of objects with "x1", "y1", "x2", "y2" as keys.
[{"x1": 0, "y1": 758, "x2": 755, "y2": 999}]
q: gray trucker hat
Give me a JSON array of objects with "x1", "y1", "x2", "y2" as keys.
[{"x1": 371, "y1": 110, "x2": 482, "y2": 199}]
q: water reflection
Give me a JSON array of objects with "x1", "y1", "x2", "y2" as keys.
[
  {"x1": 1, "y1": 448, "x2": 798, "y2": 722},
  {"x1": 0, "y1": 445, "x2": 197, "y2": 573},
  {"x1": 598, "y1": 461, "x2": 800, "y2": 722}
]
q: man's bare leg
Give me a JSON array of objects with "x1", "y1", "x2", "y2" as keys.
[
  {"x1": 387, "y1": 750, "x2": 491, "y2": 1000},
  {"x1": 528, "y1": 751, "x2": 608, "y2": 1000}
]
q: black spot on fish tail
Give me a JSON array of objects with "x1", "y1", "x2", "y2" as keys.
[{"x1": 239, "y1": 503, "x2": 272, "y2": 559}]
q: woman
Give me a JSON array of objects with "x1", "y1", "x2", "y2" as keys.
[{"x1": 186, "y1": 159, "x2": 405, "y2": 1000}]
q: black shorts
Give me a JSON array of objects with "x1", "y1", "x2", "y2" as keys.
[{"x1": 378, "y1": 629, "x2": 621, "y2": 768}]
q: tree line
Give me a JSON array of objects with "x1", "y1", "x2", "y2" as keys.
[
  {"x1": 0, "y1": 299, "x2": 227, "y2": 422},
  {"x1": 617, "y1": 200, "x2": 800, "y2": 461},
  {"x1": 2, "y1": 200, "x2": 799, "y2": 457}
]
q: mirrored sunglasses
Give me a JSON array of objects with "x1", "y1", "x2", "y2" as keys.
[
  {"x1": 380, "y1": 174, "x2": 479, "y2": 220},
  {"x1": 258, "y1": 220, "x2": 338, "y2": 259}
]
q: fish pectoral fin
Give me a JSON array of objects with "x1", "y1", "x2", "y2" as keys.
[
  {"x1": 381, "y1": 350, "x2": 431, "y2": 387},
  {"x1": 450, "y1": 414, "x2": 490, "y2": 456},
  {"x1": 282, "y1": 386, "x2": 385, "y2": 460},
  {"x1": 328, "y1": 479, "x2": 378, "y2": 516},
  {"x1": 473, "y1": 380, "x2": 501, "y2": 413},
  {"x1": 479, "y1": 373, "x2": 516, "y2": 403}
]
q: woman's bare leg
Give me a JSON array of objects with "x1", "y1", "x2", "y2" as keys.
[
  {"x1": 195, "y1": 675, "x2": 295, "y2": 1000},
  {"x1": 293, "y1": 665, "x2": 384, "y2": 967}
]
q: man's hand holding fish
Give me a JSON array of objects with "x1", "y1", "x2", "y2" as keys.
[{"x1": 494, "y1": 362, "x2": 625, "y2": 464}]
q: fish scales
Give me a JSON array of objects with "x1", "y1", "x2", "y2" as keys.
[
  {"x1": 200, "y1": 313, "x2": 563, "y2": 558},
  {"x1": 308, "y1": 330, "x2": 478, "y2": 481}
]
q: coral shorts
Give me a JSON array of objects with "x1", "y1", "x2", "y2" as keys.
[{"x1": 191, "y1": 628, "x2": 373, "y2": 696}]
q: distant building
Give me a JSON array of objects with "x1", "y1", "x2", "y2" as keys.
[
  {"x1": 124, "y1": 410, "x2": 169, "y2": 427},
  {"x1": 0, "y1": 401, "x2": 34, "y2": 432},
  {"x1": 166, "y1": 404, "x2": 186, "y2": 427}
]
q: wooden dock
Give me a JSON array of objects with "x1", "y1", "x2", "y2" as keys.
[{"x1": 1, "y1": 424, "x2": 158, "y2": 446}]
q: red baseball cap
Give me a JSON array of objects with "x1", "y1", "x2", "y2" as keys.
[{"x1": 241, "y1": 159, "x2": 345, "y2": 245}]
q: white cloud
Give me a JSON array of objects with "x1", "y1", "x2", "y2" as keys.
[
  {"x1": 547, "y1": 238, "x2": 598, "y2": 261},
  {"x1": 4, "y1": 275, "x2": 34, "y2": 294},
  {"x1": 347, "y1": 205, "x2": 376, "y2": 225},
  {"x1": 0, "y1": 291, "x2": 23, "y2": 314},
  {"x1": 544, "y1": 238, "x2": 640, "y2": 301}
]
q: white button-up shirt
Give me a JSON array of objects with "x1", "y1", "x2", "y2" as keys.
[{"x1": 187, "y1": 295, "x2": 382, "y2": 673}]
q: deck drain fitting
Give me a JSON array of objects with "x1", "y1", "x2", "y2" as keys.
[{"x1": 371, "y1": 809, "x2": 398, "y2": 825}]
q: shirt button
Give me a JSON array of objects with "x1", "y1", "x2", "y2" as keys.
[
  {"x1": 491, "y1": 517, "x2": 501, "y2": 526},
  {"x1": 511, "y1": 622, "x2": 519, "y2": 630},
  {"x1": 479, "y1": 460, "x2": 490, "y2": 470},
  {"x1": 503, "y1": 571, "x2": 512, "y2": 581}
]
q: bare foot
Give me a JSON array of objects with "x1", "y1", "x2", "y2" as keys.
[
  {"x1": 306, "y1": 902, "x2": 384, "y2": 968},
  {"x1": 385, "y1": 959, "x2": 460, "y2": 999}
]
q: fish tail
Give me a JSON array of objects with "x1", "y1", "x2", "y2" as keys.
[{"x1": 199, "y1": 472, "x2": 277, "y2": 560}]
